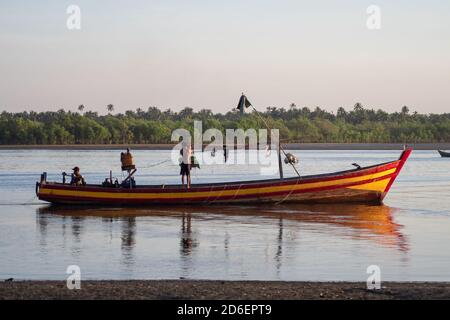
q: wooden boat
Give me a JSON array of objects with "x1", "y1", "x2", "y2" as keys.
[
  {"x1": 36, "y1": 149, "x2": 412, "y2": 206},
  {"x1": 438, "y1": 150, "x2": 450, "y2": 157}
]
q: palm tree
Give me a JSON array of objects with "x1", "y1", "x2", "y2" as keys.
[
  {"x1": 337, "y1": 107, "x2": 347, "y2": 118},
  {"x1": 78, "y1": 104, "x2": 85, "y2": 112},
  {"x1": 354, "y1": 102, "x2": 364, "y2": 111},
  {"x1": 401, "y1": 106, "x2": 410, "y2": 115},
  {"x1": 107, "y1": 104, "x2": 114, "y2": 113}
]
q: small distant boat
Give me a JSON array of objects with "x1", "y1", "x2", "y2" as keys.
[
  {"x1": 36, "y1": 149, "x2": 412, "y2": 206},
  {"x1": 438, "y1": 150, "x2": 450, "y2": 157}
]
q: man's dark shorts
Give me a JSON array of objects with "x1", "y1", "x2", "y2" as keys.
[{"x1": 180, "y1": 163, "x2": 191, "y2": 176}]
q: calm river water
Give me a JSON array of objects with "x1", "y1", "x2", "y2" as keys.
[{"x1": 1, "y1": 149, "x2": 450, "y2": 281}]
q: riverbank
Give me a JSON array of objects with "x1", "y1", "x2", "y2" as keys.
[
  {"x1": 1, "y1": 280, "x2": 449, "y2": 300},
  {"x1": 0, "y1": 143, "x2": 449, "y2": 150}
]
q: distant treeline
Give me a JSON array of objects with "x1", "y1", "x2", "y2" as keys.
[{"x1": 1, "y1": 104, "x2": 450, "y2": 144}]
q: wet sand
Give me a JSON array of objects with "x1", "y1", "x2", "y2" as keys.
[
  {"x1": 1, "y1": 281, "x2": 449, "y2": 300},
  {"x1": 0, "y1": 143, "x2": 449, "y2": 150}
]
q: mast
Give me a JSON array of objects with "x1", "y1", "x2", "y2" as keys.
[
  {"x1": 248, "y1": 105, "x2": 301, "y2": 179},
  {"x1": 278, "y1": 140, "x2": 284, "y2": 180}
]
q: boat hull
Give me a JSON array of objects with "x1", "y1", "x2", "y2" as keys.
[
  {"x1": 37, "y1": 149, "x2": 412, "y2": 206},
  {"x1": 438, "y1": 150, "x2": 450, "y2": 158}
]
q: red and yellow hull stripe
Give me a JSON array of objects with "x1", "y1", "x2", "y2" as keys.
[{"x1": 38, "y1": 149, "x2": 411, "y2": 205}]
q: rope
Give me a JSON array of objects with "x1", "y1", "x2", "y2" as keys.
[
  {"x1": 251, "y1": 106, "x2": 301, "y2": 178},
  {"x1": 24, "y1": 194, "x2": 38, "y2": 204},
  {"x1": 139, "y1": 159, "x2": 170, "y2": 169}
]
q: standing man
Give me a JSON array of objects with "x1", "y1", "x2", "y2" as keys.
[{"x1": 180, "y1": 142, "x2": 192, "y2": 189}]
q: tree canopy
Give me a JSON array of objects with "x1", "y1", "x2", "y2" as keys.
[{"x1": 1, "y1": 104, "x2": 450, "y2": 144}]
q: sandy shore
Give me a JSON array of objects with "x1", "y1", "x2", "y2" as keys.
[
  {"x1": 0, "y1": 143, "x2": 449, "y2": 150},
  {"x1": 1, "y1": 280, "x2": 449, "y2": 300}
]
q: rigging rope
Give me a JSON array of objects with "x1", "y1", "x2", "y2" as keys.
[{"x1": 139, "y1": 159, "x2": 170, "y2": 169}]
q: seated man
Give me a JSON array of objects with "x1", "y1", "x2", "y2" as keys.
[{"x1": 70, "y1": 167, "x2": 86, "y2": 186}]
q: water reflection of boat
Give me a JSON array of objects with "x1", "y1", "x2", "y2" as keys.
[
  {"x1": 35, "y1": 150, "x2": 412, "y2": 206},
  {"x1": 37, "y1": 203, "x2": 408, "y2": 251}
]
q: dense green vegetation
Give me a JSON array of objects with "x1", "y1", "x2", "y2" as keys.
[{"x1": 1, "y1": 103, "x2": 450, "y2": 144}]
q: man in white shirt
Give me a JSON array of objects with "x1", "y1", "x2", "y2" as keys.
[{"x1": 180, "y1": 142, "x2": 192, "y2": 189}]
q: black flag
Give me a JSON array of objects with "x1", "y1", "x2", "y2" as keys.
[{"x1": 237, "y1": 94, "x2": 252, "y2": 113}]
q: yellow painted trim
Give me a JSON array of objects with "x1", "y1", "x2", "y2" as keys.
[
  {"x1": 347, "y1": 177, "x2": 391, "y2": 192},
  {"x1": 40, "y1": 168, "x2": 397, "y2": 199}
]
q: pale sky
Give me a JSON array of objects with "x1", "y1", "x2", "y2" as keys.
[{"x1": 1, "y1": 0, "x2": 449, "y2": 114}]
